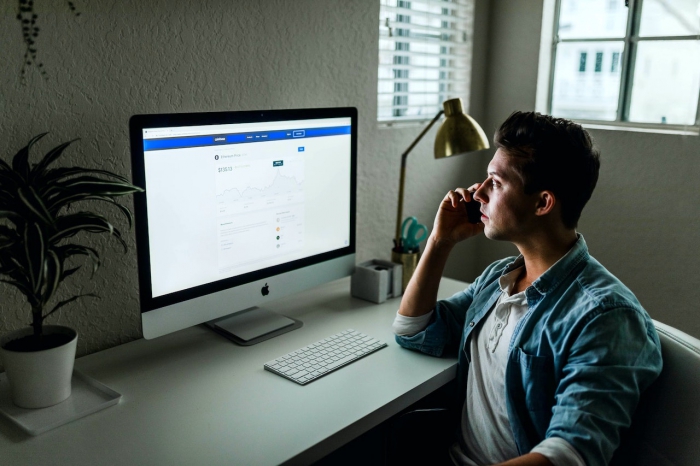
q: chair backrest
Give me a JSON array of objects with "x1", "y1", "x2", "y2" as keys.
[{"x1": 629, "y1": 320, "x2": 700, "y2": 466}]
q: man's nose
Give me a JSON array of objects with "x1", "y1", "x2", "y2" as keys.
[{"x1": 473, "y1": 180, "x2": 488, "y2": 203}]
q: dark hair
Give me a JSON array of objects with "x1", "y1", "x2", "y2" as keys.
[{"x1": 494, "y1": 111, "x2": 600, "y2": 229}]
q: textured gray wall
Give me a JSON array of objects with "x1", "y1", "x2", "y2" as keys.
[
  {"x1": 6, "y1": 0, "x2": 693, "y2": 360},
  {"x1": 0, "y1": 0, "x2": 485, "y2": 358},
  {"x1": 479, "y1": 0, "x2": 700, "y2": 338}
]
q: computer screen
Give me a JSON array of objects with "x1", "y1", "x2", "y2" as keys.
[{"x1": 130, "y1": 107, "x2": 357, "y2": 343}]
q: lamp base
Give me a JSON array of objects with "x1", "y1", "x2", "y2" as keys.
[{"x1": 391, "y1": 249, "x2": 419, "y2": 293}]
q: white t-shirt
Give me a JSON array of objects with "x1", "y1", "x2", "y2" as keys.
[{"x1": 393, "y1": 267, "x2": 585, "y2": 466}]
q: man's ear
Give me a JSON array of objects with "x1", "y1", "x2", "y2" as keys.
[{"x1": 534, "y1": 190, "x2": 556, "y2": 217}]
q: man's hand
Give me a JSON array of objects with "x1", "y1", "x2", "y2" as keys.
[
  {"x1": 398, "y1": 185, "x2": 484, "y2": 318},
  {"x1": 432, "y1": 185, "x2": 485, "y2": 247}
]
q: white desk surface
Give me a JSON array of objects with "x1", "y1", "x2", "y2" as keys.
[{"x1": 0, "y1": 276, "x2": 466, "y2": 466}]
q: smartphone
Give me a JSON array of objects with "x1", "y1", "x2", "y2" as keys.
[{"x1": 464, "y1": 191, "x2": 482, "y2": 224}]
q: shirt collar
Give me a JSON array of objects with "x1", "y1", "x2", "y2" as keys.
[
  {"x1": 500, "y1": 233, "x2": 590, "y2": 297},
  {"x1": 498, "y1": 266, "x2": 528, "y2": 304}
]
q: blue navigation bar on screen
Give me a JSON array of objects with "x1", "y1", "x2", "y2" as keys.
[{"x1": 143, "y1": 125, "x2": 351, "y2": 151}]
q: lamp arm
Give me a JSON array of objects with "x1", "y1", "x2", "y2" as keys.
[{"x1": 395, "y1": 110, "x2": 444, "y2": 246}]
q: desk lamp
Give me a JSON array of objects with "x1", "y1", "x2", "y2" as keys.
[{"x1": 392, "y1": 98, "x2": 489, "y2": 289}]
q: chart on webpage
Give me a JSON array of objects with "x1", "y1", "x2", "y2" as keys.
[{"x1": 215, "y1": 156, "x2": 305, "y2": 274}]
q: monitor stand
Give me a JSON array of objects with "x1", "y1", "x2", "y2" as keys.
[{"x1": 204, "y1": 307, "x2": 303, "y2": 346}]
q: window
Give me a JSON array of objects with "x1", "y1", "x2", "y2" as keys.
[
  {"x1": 546, "y1": 0, "x2": 700, "y2": 127},
  {"x1": 377, "y1": 0, "x2": 475, "y2": 122},
  {"x1": 611, "y1": 52, "x2": 620, "y2": 72},
  {"x1": 594, "y1": 52, "x2": 603, "y2": 72}
]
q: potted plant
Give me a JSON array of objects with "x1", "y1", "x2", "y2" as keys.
[{"x1": 0, "y1": 133, "x2": 143, "y2": 408}]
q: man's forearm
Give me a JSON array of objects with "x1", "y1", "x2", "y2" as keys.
[{"x1": 398, "y1": 236, "x2": 455, "y2": 317}]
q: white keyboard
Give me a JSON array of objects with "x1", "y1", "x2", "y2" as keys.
[{"x1": 264, "y1": 329, "x2": 387, "y2": 385}]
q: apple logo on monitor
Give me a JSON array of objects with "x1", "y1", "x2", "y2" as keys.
[{"x1": 261, "y1": 283, "x2": 270, "y2": 296}]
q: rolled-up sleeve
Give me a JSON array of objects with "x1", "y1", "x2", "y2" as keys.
[
  {"x1": 394, "y1": 283, "x2": 476, "y2": 357},
  {"x1": 546, "y1": 307, "x2": 663, "y2": 466},
  {"x1": 531, "y1": 436, "x2": 585, "y2": 466}
]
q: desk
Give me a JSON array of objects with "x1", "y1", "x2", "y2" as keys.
[{"x1": 0, "y1": 276, "x2": 465, "y2": 465}]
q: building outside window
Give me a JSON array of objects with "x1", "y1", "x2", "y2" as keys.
[
  {"x1": 545, "y1": 0, "x2": 700, "y2": 128},
  {"x1": 377, "y1": 0, "x2": 475, "y2": 123}
]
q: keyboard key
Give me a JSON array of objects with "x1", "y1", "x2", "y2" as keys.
[{"x1": 326, "y1": 354, "x2": 357, "y2": 370}]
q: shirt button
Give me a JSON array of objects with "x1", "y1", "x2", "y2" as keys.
[
  {"x1": 469, "y1": 322, "x2": 475, "y2": 327},
  {"x1": 497, "y1": 323, "x2": 502, "y2": 328}
]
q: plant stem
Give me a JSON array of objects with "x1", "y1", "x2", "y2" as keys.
[{"x1": 32, "y1": 305, "x2": 43, "y2": 341}]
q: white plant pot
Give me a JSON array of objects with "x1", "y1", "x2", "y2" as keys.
[{"x1": 0, "y1": 325, "x2": 78, "y2": 409}]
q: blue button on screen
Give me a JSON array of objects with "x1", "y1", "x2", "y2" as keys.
[{"x1": 298, "y1": 147, "x2": 305, "y2": 152}]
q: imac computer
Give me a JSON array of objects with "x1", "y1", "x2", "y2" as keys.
[{"x1": 129, "y1": 107, "x2": 357, "y2": 345}]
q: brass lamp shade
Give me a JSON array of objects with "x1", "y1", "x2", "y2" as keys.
[
  {"x1": 394, "y1": 97, "x2": 489, "y2": 255},
  {"x1": 434, "y1": 98, "x2": 490, "y2": 159}
]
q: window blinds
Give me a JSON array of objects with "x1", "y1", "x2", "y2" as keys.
[{"x1": 378, "y1": 0, "x2": 475, "y2": 122}]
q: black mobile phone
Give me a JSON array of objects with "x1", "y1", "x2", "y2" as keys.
[{"x1": 464, "y1": 191, "x2": 482, "y2": 224}]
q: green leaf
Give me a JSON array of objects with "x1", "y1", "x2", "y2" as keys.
[
  {"x1": 0, "y1": 224, "x2": 18, "y2": 237},
  {"x1": 0, "y1": 169, "x2": 22, "y2": 190},
  {"x1": 55, "y1": 243, "x2": 101, "y2": 276},
  {"x1": 52, "y1": 212, "x2": 114, "y2": 236},
  {"x1": 50, "y1": 214, "x2": 128, "y2": 252},
  {"x1": 23, "y1": 222, "x2": 44, "y2": 293},
  {"x1": 12, "y1": 133, "x2": 48, "y2": 181},
  {"x1": 0, "y1": 242, "x2": 27, "y2": 267},
  {"x1": 38, "y1": 167, "x2": 131, "y2": 189},
  {"x1": 0, "y1": 153, "x2": 13, "y2": 173},
  {"x1": 0, "y1": 278, "x2": 33, "y2": 297},
  {"x1": 41, "y1": 250, "x2": 62, "y2": 306},
  {"x1": 105, "y1": 226, "x2": 127, "y2": 252},
  {"x1": 61, "y1": 266, "x2": 81, "y2": 280},
  {"x1": 0, "y1": 265, "x2": 18, "y2": 277},
  {"x1": 0, "y1": 252, "x2": 26, "y2": 280},
  {"x1": 9, "y1": 256, "x2": 26, "y2": 273},
  {"x1": 0, "y1": 187, "x2": 19, "y2": 201},
  {"x1": 46, "y1": 182, "x2": 143, "y2": 214},
  {"x1": 31, "y1": 139, "x2": 78, "y2": 180},
  {"x1": 55, "y1": 175, "x2": 133, "y2": 187},
  {"x1": 0, "y1": 236, "x2": 17, "y2": 250},
  {"x1": 43, "y1": 293, "x2": 98, "y2": 320},
  {"x1": 0, "y1": 210, "x2": 20, "y2": 220},
  {"x1": 56, "y1": 180, "x2": 144, "y2": 196},
  {"x1": 75, "y1": 196, "x2": 134, "y2": 228},
  {"x1": 18, "y1": 186, "x2": 54, "y2": 226}
]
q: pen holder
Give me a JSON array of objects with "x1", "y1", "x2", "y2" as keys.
[
  {"x1": 391, "y1": 248, "x2": 418, "y2": 294},
  {"x1": 351, "y1": 260, "x2": 403, "y2": 303}
]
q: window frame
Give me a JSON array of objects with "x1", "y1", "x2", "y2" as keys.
[{"x1": 542, "y1": 0, "x2": 700, "y2": 133}]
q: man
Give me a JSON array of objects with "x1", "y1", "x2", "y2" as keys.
[{"x1": 393, "y1": 111, "x2": 662, "y2": 466}]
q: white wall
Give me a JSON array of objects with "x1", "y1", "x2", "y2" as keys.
[
  {"x1": 476, "y1": 0, "x2": 700, "y2": 338},
  {"x1": 0, "y1": 0, "x2": 486, "y2": 357}
]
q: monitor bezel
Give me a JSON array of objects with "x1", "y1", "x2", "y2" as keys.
[{"x1": 129, "y1": 107, "x2": 357, "y2": 315}]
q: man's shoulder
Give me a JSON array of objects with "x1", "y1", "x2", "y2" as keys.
[
  {"x1": 572, "y1": 255, "x2": 644, "y2": 313},
  {"x1": 542, "y1": 255, "x2": 658, "y2": 354}
]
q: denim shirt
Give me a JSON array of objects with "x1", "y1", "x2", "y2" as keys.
[{"x1": 395, "y1": 235, "x2": 663, "y2": 466}]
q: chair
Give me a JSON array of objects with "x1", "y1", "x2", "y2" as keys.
[
  {"x1": 389, "y1": 321, "x2": 700, "y2": 466},
  {"x1": 621, "y1": 320, "x2": 700, "y2": 466}
]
